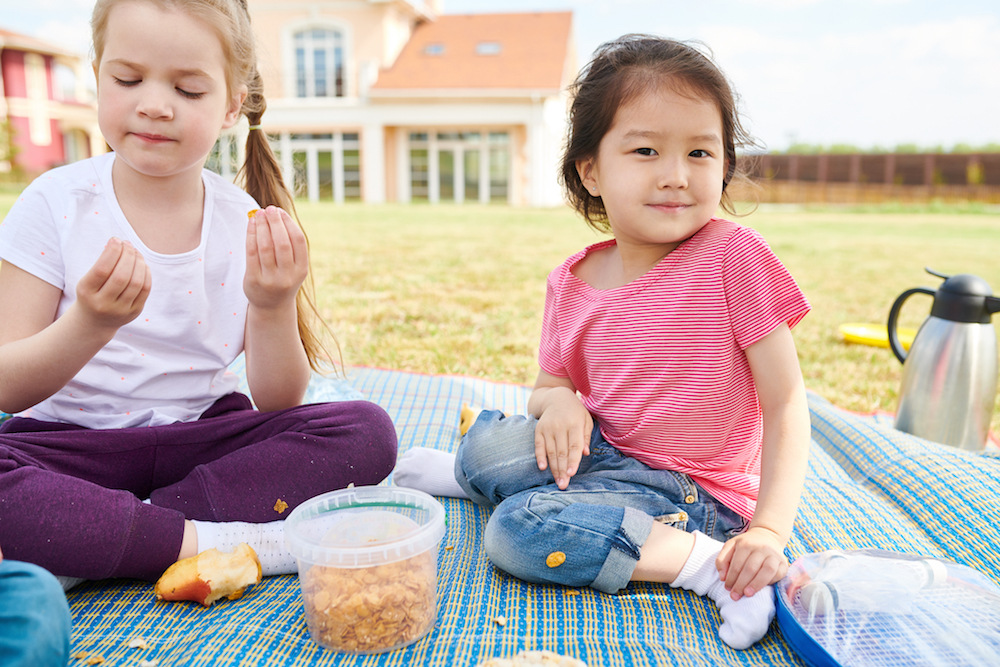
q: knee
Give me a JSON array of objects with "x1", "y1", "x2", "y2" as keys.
[
  {"x1": 457, "y1": 411, "x2": 536, "y2": 479},
  {"x1": 351, "y1": 400, "x2": 398, "y2": 472},
  {"x1": 0, "y1": 561, "x2": 71, "y2": 667},
  {"x1": 482, "y1": 492, "x2": 584, "y2": 586},
  {"x1": 483, "y1": 500, "x2": 540, "y2": 584},
  {"x1": 306, "y1": 400, "x2": 398, "y2": 483},
  {"x1": 353, "y1": 400, "x2": 397, "y2": 446}
]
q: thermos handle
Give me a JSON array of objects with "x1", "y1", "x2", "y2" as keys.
[{"x1": 887, "y1": 287, "x2": 935, "y2": 363}]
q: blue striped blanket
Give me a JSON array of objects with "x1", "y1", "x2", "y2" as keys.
[{"x1": 65, "y1": 367, "x2": 1000, "y2": 667}]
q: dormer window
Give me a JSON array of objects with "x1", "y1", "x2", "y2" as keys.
[
  {"x1": 476, "y1": 41, "x2": 502, "y2": 56},
  {"x1": 423, "y1": 43, "x2": 446, "y2": 56},
  {"x1": 294, "y1": 28, "x2": 345, "y2": 98}
]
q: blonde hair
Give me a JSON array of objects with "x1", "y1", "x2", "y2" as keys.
[{"x1": 92, "y1": 0, "x2": 340, "y2": 374}]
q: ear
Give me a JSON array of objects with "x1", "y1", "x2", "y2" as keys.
[
  {"x1": 576, "y1": 156, "x2": 599, "y2": 197},
  {"x1": 92, "y1": 61, "x2": 100, "y2": 91},
  {"x1": 222, "y1": 84, "x2": 249, "y2": 130}
]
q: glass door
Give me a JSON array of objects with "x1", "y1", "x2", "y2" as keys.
[{"x1": 438, "y1": 149, "x2": 455, "y2": 202}]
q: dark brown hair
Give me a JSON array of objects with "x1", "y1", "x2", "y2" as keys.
[
  {"x1": 92, "y1": 0, "x2": 340, "y2": 373},
  {"x1": 560, "y1": 35, "x2": 759, "y2": 232}
]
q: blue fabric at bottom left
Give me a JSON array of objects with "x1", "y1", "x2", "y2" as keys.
[{"x1": 0, "y1": 559, "x2": 71, "y2": 667}]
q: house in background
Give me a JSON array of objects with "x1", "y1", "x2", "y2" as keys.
[
  {"x1": 238, "y1": 0, "x2": 576, "y2": 206},
  {"x1": 0, "y1": 28, "x2": 103, "y2": 177}
]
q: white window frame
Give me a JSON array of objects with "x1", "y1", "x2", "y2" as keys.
[
  {"x1": 281, "y1": 18, "x2": 354, "y2": 100},
  {"x1": 402, "y1": 130, "x2": 510, "y2": 204},
  {"x1": 272, "y1": 132, "x2": 361, "y2": 204}
]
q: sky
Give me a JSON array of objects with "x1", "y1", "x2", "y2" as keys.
[{"x1": 3, "y1": 0, "x2": 998, "y2": 152}]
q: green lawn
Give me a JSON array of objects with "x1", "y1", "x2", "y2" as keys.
[{"x1": 3, "y1": 192, "x2": 999, "y2": 435}]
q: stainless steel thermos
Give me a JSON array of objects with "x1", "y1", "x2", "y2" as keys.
[{"x1": 887, "y1": 269, "x2": 1000, "y2": 451}]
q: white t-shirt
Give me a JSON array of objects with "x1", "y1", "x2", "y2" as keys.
[{"x1": 0, "y1": 152, "x2": 257, "y2": 428}]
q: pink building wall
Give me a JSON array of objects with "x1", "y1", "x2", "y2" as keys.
[{"x1": 2, "y1": 48, "x2": 68, "y2": 174}]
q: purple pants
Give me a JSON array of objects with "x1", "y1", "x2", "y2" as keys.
[{"x1": 0, "y1": 393, "x2": 397, "y2": 581}]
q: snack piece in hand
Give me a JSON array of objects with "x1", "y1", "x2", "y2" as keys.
[{"x1": 155, "y1": 543, "x2": 262, "y2": 607}]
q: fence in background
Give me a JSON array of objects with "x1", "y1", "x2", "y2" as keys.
[{"x1": 736, "y1": 153, "x2": 1000, "y2": 204}]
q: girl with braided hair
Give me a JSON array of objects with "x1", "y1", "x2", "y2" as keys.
[{"x1": 0, "y1": 0, "x2": 397, "y2": 588}]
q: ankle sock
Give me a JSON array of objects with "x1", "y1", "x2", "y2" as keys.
[
  {"x1": 393, "y1": 447, "x2": 470, "y2": 499},
  {"x1": 192, "y1": 519, "x2": 297, "y2": 576},
  {"x1": 670, "y1": 531, "x2": 776, "y2": 649},
  {"x1": 55, "y1": 575, "x2": 86, "y2": 592}
]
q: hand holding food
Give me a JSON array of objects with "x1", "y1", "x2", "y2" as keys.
[
  {"x1": 244, "y1": 207, "x2": 308, "y2": 311},
  {"x1": 74, "y1": 238, "x2": 151, "y2": 332}
]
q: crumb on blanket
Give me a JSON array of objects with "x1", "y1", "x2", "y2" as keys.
[{"x1": 477, "y1": 650, "x2": 587, "y2": 667}]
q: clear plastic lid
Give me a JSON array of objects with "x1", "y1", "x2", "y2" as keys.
[
  {"x1": 285, "y1": 486, "x2": 446, "y2": 568},
  {"x1": 777, "y1": 549, "x2": 1000, "y2": 667}
]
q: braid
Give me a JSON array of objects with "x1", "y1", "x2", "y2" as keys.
[
  {"x1": 232, "y1": 13, "x2": 341, "y2": 374},
  {"x1": 236, "y1": 68, "x2": 342, "y2": 375},
  {"x1": 238, "y1": 71, "x2": 294, "y2": 213}
]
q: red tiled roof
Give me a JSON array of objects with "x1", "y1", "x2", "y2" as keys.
[{"x1": 371, "y1": 12, "x2": 572, "y2": 92}]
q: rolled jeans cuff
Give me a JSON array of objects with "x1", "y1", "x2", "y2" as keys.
[{"x1": 591, "y1": 506, "x2": 653, "y2": 594}]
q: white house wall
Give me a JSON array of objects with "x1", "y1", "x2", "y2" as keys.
[{"x1": 265, "y1": 96, "x2": 567, "y2": 206}]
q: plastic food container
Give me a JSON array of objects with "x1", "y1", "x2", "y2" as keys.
[{"x1": 285, "y1": 486, "x2": 446, "y2": 654}]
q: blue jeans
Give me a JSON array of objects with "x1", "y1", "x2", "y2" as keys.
[
  {"x1": 455, "y1": 411, "x2": 746, "y2": 594},
  {"x1": 0, "y1": 559, "x2": 71, "y2": 667}
]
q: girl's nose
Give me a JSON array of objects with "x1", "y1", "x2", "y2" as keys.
[
  {"x1": 657, "y1": 157, "x2": 688, "y2": 189},
  {"x1": 137, "y1": 88, "x2": 173, "y2": 120}
]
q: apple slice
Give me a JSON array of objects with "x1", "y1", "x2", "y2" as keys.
[{"x1": 155, "y1": 543, "x2": 262, "y2": 607}]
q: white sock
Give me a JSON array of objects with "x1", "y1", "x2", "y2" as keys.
[
  {"x1": 670, "y1": 531, "x2": 775, "y2": 649},
  {"x1": 191, "y1": 520, "x2": 297, "y2": 577},
  {"x1": 393, "y1": 447, "x2": 470, "y2": 499},
  {"x1": 55, "y1": 575, "x2": 86, "y2": 592}
]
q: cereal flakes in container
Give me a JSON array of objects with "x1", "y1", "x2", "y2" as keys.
[{"x1": 284, "y1": 486, "x2": 446, "y2": 654}]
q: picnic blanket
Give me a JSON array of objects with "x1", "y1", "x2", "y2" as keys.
[{"x1": 64, "y1": 367, "x2": 1000, "y2": 667}]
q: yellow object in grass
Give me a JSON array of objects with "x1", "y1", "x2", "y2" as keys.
[{"x1": 839, "y1": 323, "x2": 916, "y2": 351}]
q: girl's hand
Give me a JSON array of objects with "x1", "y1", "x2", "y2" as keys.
[
  {"x1": 534, "y1": 388, "x2": 593, "y2": 490},
  {"x1": 716, "y1": 526, "x2": 789, "y2": 600},
  {"x1": 244, "y1": 206, "x2": 308, "y2": 311},
  {"x1": 74, "y1": 238, "x2": 151, "y2": 332}
]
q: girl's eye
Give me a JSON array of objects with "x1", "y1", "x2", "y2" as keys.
[
  {"x1": 690, "y1": 149, "x2": 711, "y2": 158},
  {"x1": 178, "y1": 89, "x2": 205, "y2": 100},
  {"x1": 113, "y1": 77, "x2": 140, "y2": 87},
  {"x1": 636, "y1": 147, "x2": 657, "y2": 156}
]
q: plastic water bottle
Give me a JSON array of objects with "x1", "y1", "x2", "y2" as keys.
[{"x1": 799, "y1": 552, "x2": 948, "y2": 615}]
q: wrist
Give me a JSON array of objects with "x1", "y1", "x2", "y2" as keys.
[
  {"x1": 529, "y1": 385, "x2": 579, "y2": 416},
  {"x1": 745, "y1": 523, "x2": 788, "y2": 546},
  {"x1": 247, "y1": 299, "x2": 298, "y2": 323},
  {"x1": 64, "y1": 303, "x2": 121, "y2": 346}
]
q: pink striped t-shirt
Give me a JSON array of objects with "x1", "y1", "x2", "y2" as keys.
[{"x1": 538, "y1": 218, "x2": 810, "y2": 519}]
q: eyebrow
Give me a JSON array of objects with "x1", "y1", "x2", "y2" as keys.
[
  {"x1": 104, "y1": 58, "x2": 212, "y2": 79},
  {"x1": 621, "y1": 129, "x2": 722, "y2": 144}
]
